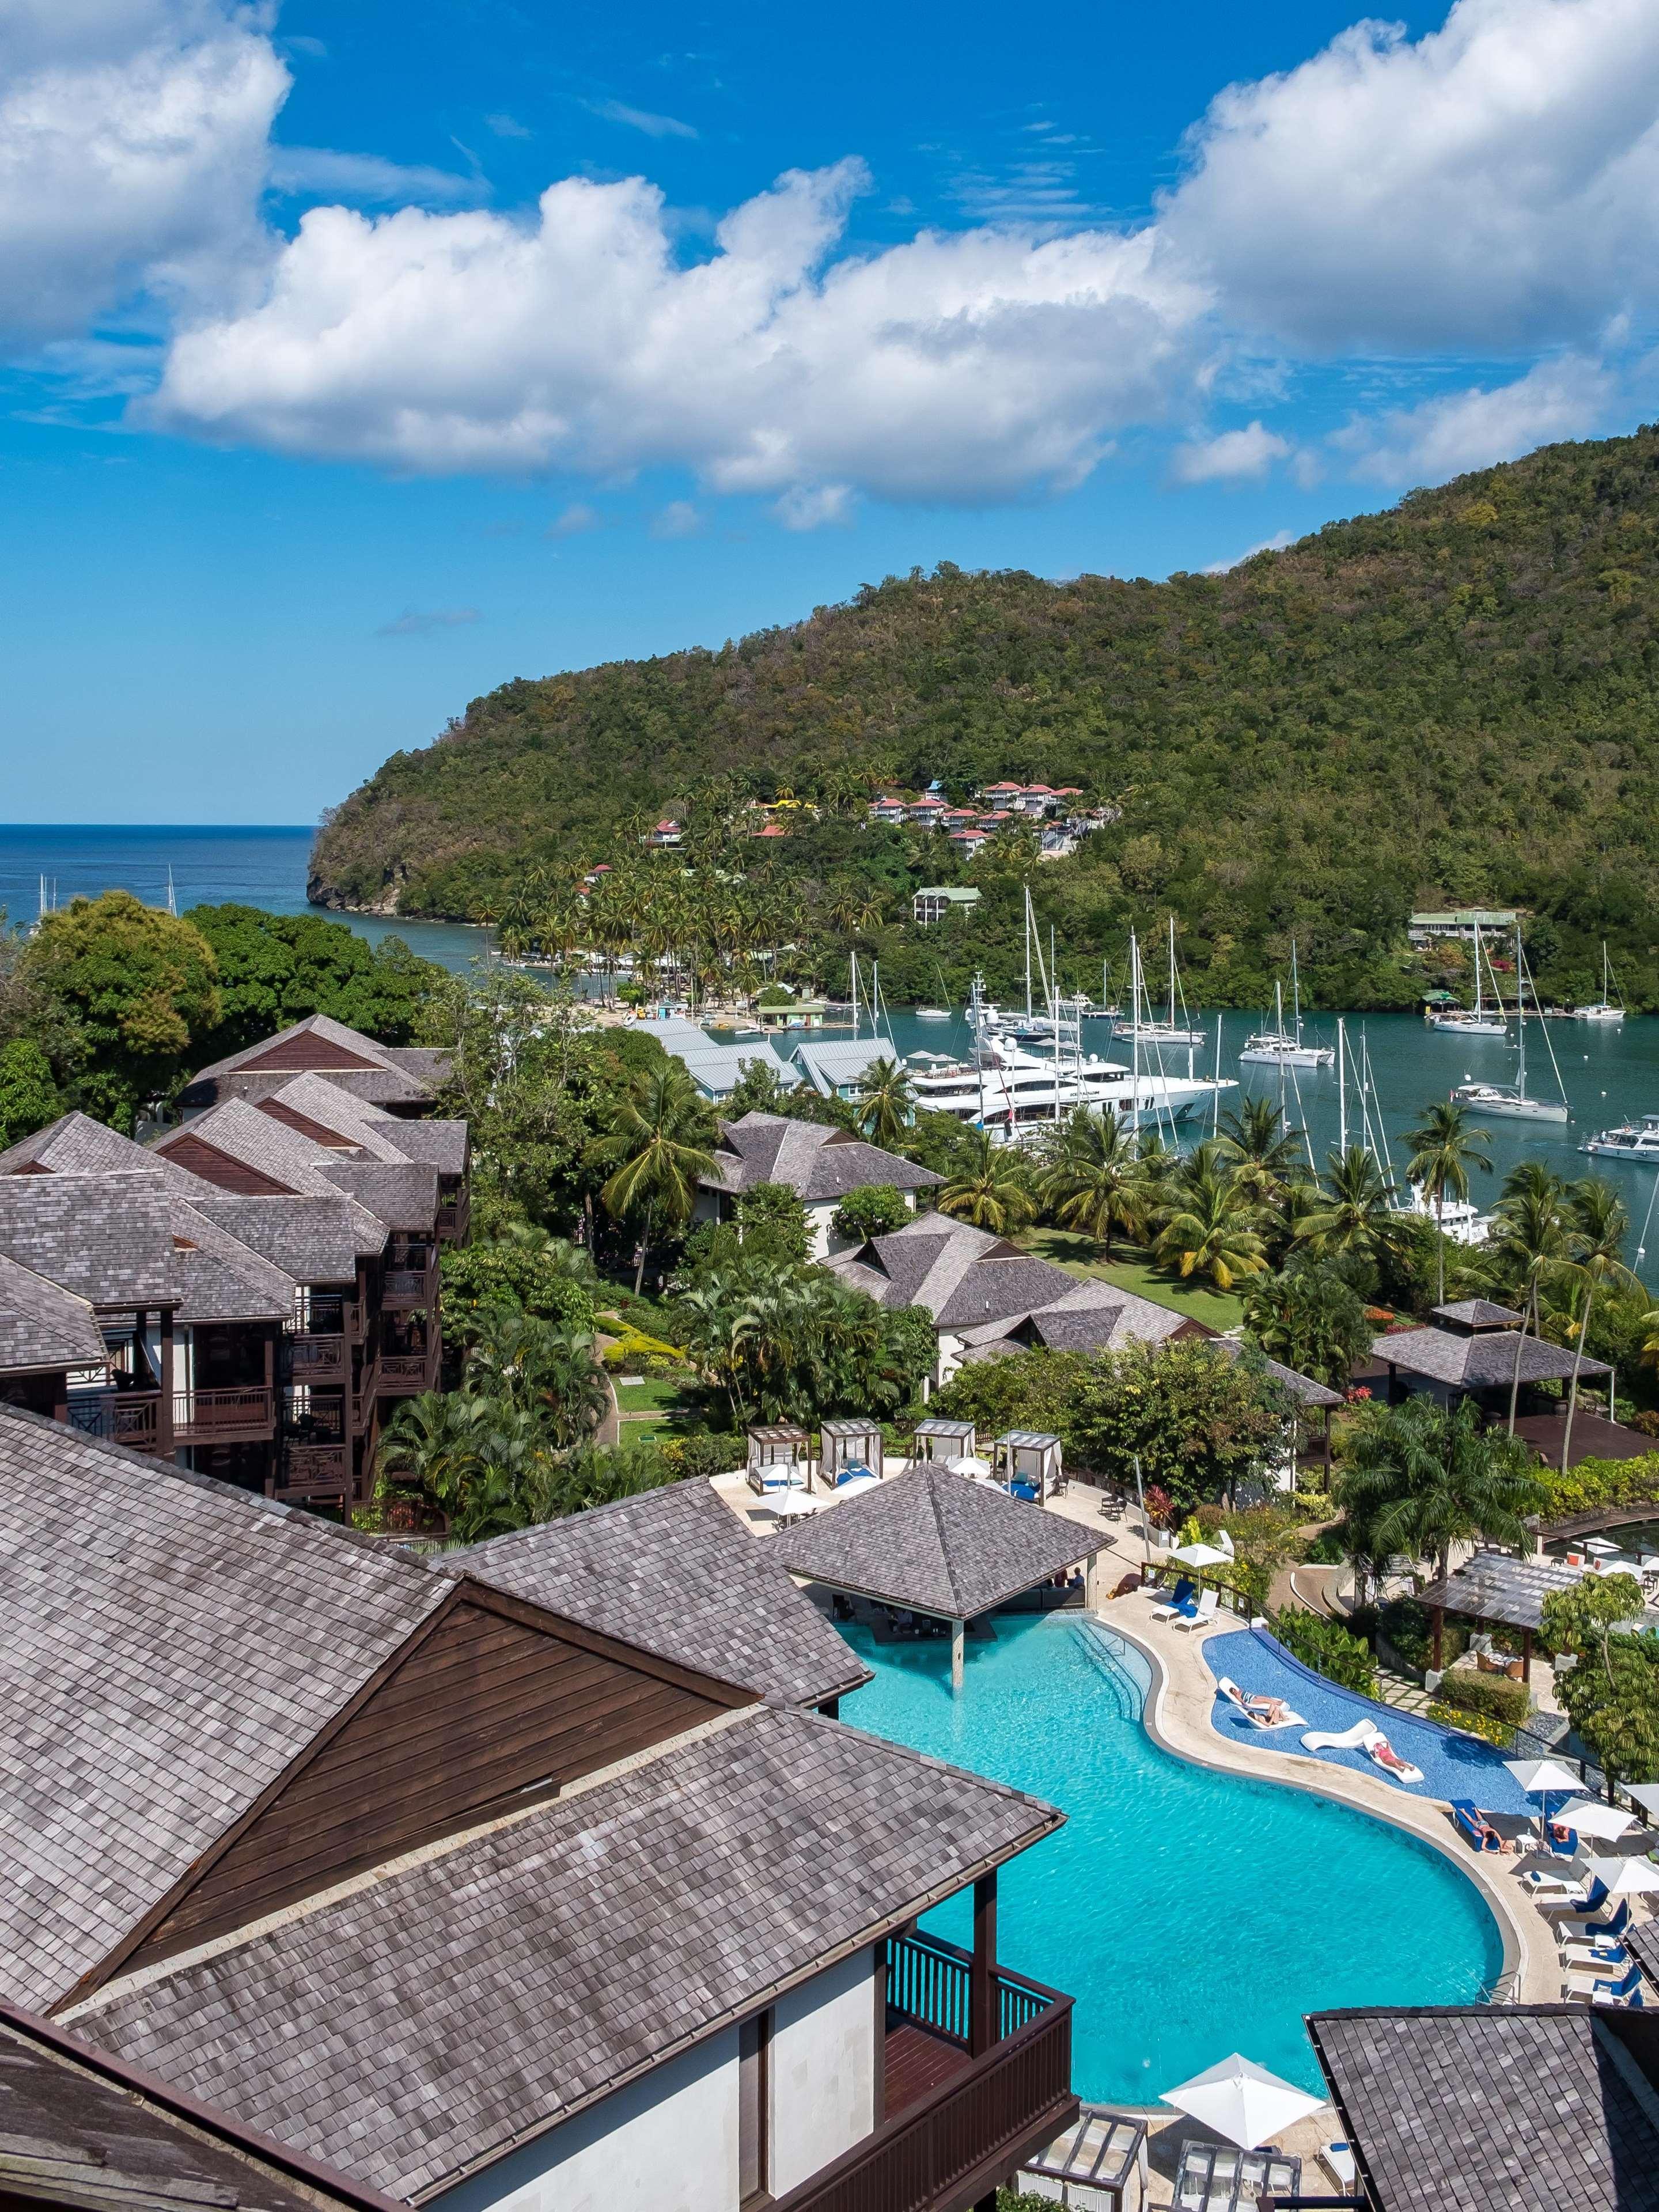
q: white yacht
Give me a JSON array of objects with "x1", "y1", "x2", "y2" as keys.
[
  {"x1": 1239, "y1": 947, "x2": 1334, "y2": 1069},
  {"x1": 1450, "y1": 926, "x2": 1569, "y2": 1123},
  {"x1": 1402, "y1": 1183, "x2": 1493, "y2": 1247},
  {"x1": 1112, "y1": 919, "x2": 1206, "y2": 1049},
  {"x1": 1573, "y1": 943, "x2": 1626, "y2": 1023},
  {"x1": 1427, "y1": 918, "x2": 1508, "y2": 1037},
  {"x1": 904, "y1": 1032, "x2": 1230, "y2": 1141},
  {"x1": 1582, "y1": 1112, "x2": 1659, "y2": 1162}
]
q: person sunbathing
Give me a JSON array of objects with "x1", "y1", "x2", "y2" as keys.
[
  {"x1": 1467, "y1": 1808, "x2": 1513, "y2": 1853},
  {"x1": 1368, "y1": 1734, "x2": 1418, "y2": 1778},
  {"x1": 1240, "y1": 1689, "x2": 1290, "y2": 1725}
]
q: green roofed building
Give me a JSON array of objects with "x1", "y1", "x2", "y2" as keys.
[
  {"x1": 1407, "y1": 908, "x2": 1520, "y2": 943},
  {"x1": 912, "y1": 886, "x2": 983, "y2": 925}
]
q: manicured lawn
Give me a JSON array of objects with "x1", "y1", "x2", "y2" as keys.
[
  {"x1": 1017, "y1": 1228, "x2": 1246, "y2": 1332},
  {"x1": 613, "y1": 1377, "x2": 690, "y2": 1413}
]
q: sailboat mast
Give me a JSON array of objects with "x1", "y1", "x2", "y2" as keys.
[
  {"x1": 1513, "y1": 923, "x2": 1527, "y2": 1097},
  {"x1": 1213, "y1": 1014, "x2": 1222, "y2": 1138},
  {"x1": 1290, "y1": 941, "x2": 1302, "y2": 1044},
  {"x1": 1130, "y1": 930, "x2": 1141, "y2": 1125},
  {"x1": 1471, "y1": 920, "x2": 1483, "y2": 1018},
  {"x1": 1167, "y1": 916, "x2": 1176, "y2": 1028},
  {"x1": 1338, "y1": 1017, "x2": 1347, "y2": 1152},
  {"x1": 1024, "y1": 889, "x2": 1033, "y2": 1023}
]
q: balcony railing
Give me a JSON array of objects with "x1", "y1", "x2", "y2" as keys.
[
  {"x1": 172, "y1": 1387, "x2": 276, "y2": 1443},
  {"x1": 770, "y1": 1934, "x2": 1075, "y2": 2212},
  {"x1": 277, "y1": 1442, "x2": 352, "y2": 1495},
  {"x1": 285, "y1": 1335, "x2": 347, "y2": 1382},
  {"x1": 382, "y1": 1269, "x2": 434, "y2": 1310},
  {"x1": 377, "y1": 1351, "x2": 433, "y2": 1391},
  {"x1": 67, "y1": 1390, "x2": 161, "y2": 1448},
  {"x1": 437, "y1": 1190, "x2": 469, "y2": 1241}
]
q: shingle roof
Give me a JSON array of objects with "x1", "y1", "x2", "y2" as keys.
[
  {"x1": 0, "y1": 1251, "x2": 105, "y2": 1373},
  {"x1": 0, "y1": 1408, "x2": 445, "y2": 2012},
  {"x1": 773, "y1": 1461, "x2": 1107, "y2": 1618},
  {"x1": 172, "y1": 1195, "x2": 296, "y2": 1324},
  {"x1": 1373, "y1": 1325, "x2": 1609, "y2": 1388},
  {"x1": 0, "y1": 1113, "x2": 215, "y2": 1195},
  {"x1": 259, "y1": 1079, "x2": 469, "y2": 1178},
  {"x1": 315, "y1": 1160, "x2": 439, "y2": 1233},
  {"x1": 831, "y1": 1214, "x2": 1078, "y2": 1330},
  {"x1": 0, "y1": 1176, "x2": 184, "y2": 1310},
  {"x1": 703, "y1": 1113, "x2": 940, "y2": 1203},
  {"x1": 156, "y1": 1107, "x2": 388, "y2": 1253},
  {"x1": 460, "y1": 1479, "x2": 866, "y2": 1705},
  {"x1": 74, "y1": 1707, "x2": 1062, "y2": 2199},
  {"x1": 1020, "y1": 1277, "x2": 1195, "y2": 1353},
  {"x1": 187, "y1": 1017, "x2": 410, "y2": 1088},
  {"x1": 1431, "y1": 1299, "x2": 1524, "y2": 1329},
  {"x1": 1214, "y1": 1336, "x2": 1343, "y2": 1408},
  {"x1": 0, "y1": 2006, "x2": 396, "y2": 2212},
  {"x1": 344, "y1": 1115, "x2": 468, "y2": 1177},
  {"x1": 1415, "y1": 1548, "x2": 1597, "y2": 1631},
  {"x1": 181, "y1": 1022, "x2": 448, "y2": 1114},
  {"x1": 676, "y1": 1044, "x2": 800, "y2": 1098},
  {"x1": 181, "y1": 1197, "x2": 362, "y2": 1287},
  {"x1": 1306, "y1": 2005, "x2": 1659, "y2": 2212}
]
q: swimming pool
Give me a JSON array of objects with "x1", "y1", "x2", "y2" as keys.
[{"x1": 839, "y1": 1613, "x2": 1504, "y2": 2101}]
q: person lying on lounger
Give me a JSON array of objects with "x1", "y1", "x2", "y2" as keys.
[
  {"x1": 1221, "y1": 1679, "x2": 1289, "y2": 1725},
  {"x1": 1368, "y1": 1734, "x2": 1420, "y2": 1779}
]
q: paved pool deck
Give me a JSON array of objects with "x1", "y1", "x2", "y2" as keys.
[{"x1": 1096, "y1": 1585, "x2": 1562, "y2": 2005}]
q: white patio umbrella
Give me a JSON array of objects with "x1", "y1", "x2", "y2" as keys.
[
  {"x1": 1555, "y1": 1798, "x2": 1637, "y2": 1842},
  {"x1": 1161, "y1": 2055, "x2": 1325, "y2": 2152},
  {"x1": 1623, "y1": 1781, "x2": 1659, "y2": 1818},
  {"x1": 1173, "y1": 1542, "x2": 1232, "y2": 1570},
  {"x1": 768, "y1": 1491, "x2": 821, "y2": 1520},
  {"x1": 1584, "y1": 1853, "x2": 1659, "y2": 1899},
  {"x1": 1505, "y1": 1758, "x2": 1583, "y2": 1796},
  {"x1": 946, "y1": 1455, "x2": 993, "y2": 1477}
]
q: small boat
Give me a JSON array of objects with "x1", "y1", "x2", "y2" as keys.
[
  {"x1": 1573, "y1": 942, "x2": 1626, "y2": 1023},
  {"x1": 1582, "y1": 1112, "x2": 1659, "y2": 1162},
  {"x1": 1450, "y1": 925, "x2": 1569, "y2": 1123},
  {"x1": 1427, "y1": 917, "x2": 1508, "y2": 1036},
  {"x1": 915, "y1": 1007, "x2": 952, "y2": 1021},
  {"x1": 1112, "y1": 916, "x2": 1206, "y2": 1047},
  {"x1": 1238, "y1": 946, "x2": 1334, "y2": 1069}
]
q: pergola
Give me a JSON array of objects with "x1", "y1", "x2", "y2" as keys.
[
  {"x1": 993, "y1": 1430, "x2": 1063, "y2": 1504},
  {"x1": 1415, "y1": 1547, "x2": 1588, "y2": 1678},
  {"x1": 774, "y1": 1460, "x2": 1110, "y2": 1687},
  {"x1": 745, "y1": 1423, "x2": 812, "y2": 1494},
  {"x1": 908, "y1": 1416, "x2": 976, "y2": 1467},
  {"x1": 819, "y1": 1416, "x2": 885, "y2": 1486}
]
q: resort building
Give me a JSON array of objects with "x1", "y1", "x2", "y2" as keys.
[
  {"x1": 179, "y1": 1013, "x2": 453, "y2": 1118},
  {"x1": 630, "y1": 1017, "x2": 801, "y2": 1101},
  {"x1": 693, "y1": 1111, "x2": 942, "y2": 1258},
  {"x1": 1363, "y1": 1300, "x2": 1611, "y2": 1423},
  {"x1": 790, "y1": 1037, "x2": 896, "y2": 1100},
  {"x1": 0, "y1": 1409, "x2": 1080, "y2": 2212},
  {"x1": 912, "y1": 885, "x2": 982, "y2": 925},
  {"x1": 1406, "y1": 908, "x2": 1521, "y2": 945}
]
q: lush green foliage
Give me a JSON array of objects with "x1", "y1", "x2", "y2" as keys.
[
  {"x1": 187, "y1": 903, "x2": 444, "y2": 1055},
  {"x1": 1268, "y1": 1607, "x2": 1380, "y2": 1696},
  {"x1": 1533, "y1": 1452, "x2": 1659, "y2": 1516},
  {"x1": 831, "y1": 1183, "x2": 912, "y2": 1243},
  {"x1": 1243, "y1": 1260, "x2": 1373, "y2": 1388},
  {"x1": 314, "y1": 429, "x2": 1659, "y2": 1012},
  {"x1": 21, "y1": 892, "x2": 220, "y2": 1128},
  {"x1": 594, "y1": 1058, "x2": 720, "y2": 1292},
  {"x1": 1431, "y1": 1668, "x2": 1531, "y2": 1730},
  {"x1": 1335, "y1": 1397, "x2": 1546, "y2": 1584},
  {"x1": 1540, "y1": 1574, "x2": 1659, "y2": 1783},
  {"x1": 734, "y1": 1181, "x2": 811, "y2": 1261},
  {"x1": 0, "y1": 1037, "x2": 61, "y2": 1148}
]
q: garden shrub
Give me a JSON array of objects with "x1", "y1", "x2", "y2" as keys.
[
  {"x1": 660, "y1": 1433, "x2": 746, "y2": 1480},
  {"x1": 1427, "y1": 1702, "x2": 1513, "y2": 1748},
  {"x1": 832, "y1": 1183, "x2": 912, "y2": 1243},
  {"x1": 1434, "y1": 1669, "x2": 1531, "y2": 1730},
  {"x1": 1378, "y1": 1596, "x2": 1432, "y2": 1672},
  {"x1": 1268, "y1": 1608, "x2": 1380, "y2": 1698},
  {"x1": 1535, "y1": 1453, "x2": 1659, "y2": 1517}
]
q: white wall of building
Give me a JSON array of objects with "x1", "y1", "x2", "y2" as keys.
[
  {"x1": 429, "y1": 2029, "x2": 738, "y2": 2212},
  {"x1": 770, "y1": 1946, "x2": 878, "y2": 2195}
]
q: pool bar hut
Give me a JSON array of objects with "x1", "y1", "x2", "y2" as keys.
[
  {"x1": 908, "y1": 1416, "x2": 976, "y2": 1468},
  {"x1": 745, "y1": 1423, "x2": 812, "y2": 1494},
  {"x1": 819, "y1": 1416, "x2": 885, "y2": 1488},
  {"x1": 1415, "y1": 1547, "x2": 1590, "y2": 1680},
  {"x1": 994, "y1": 1430, "x2": 1063, "y2": 1503},
  {"x1": 774, "y1": 1460, "x2": 1111, "y2": 1688}
]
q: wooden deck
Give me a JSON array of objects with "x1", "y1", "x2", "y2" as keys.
[
  {"x1": 884, "y1": 2020, "x2": 971, "y2": 2116},
  {"x1": 1518, "y1": 1410, "x2": 1657, "y2": 1475}
]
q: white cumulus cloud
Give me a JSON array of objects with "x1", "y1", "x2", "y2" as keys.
[
  {"x1": 1331, "y1": 353, "x2": 1620, "y2": 482},
  {"x1": 1161, "y1": 0, "x2": 1659, "y2": 354},
  {"x1": 1171, "y1": 420, "x2": 1291, "y2": 483},
  {"x1": 142, "y1": 160, "x2": 1208, "y2": 501}
]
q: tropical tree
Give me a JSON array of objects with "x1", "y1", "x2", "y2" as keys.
[
  {"x1": 853, "y1": 1055, "x2": 914, "y2": 1149},
  {"x1": 1334, "y1": 1397, "x2": 1545, "y2": 1586},
  {"x1": 1217, "y1": 1096, "x2": 1306, "y2": 1206},
  {"x1": 1558, "y1": 1177, "x2": 1640, "y2": 1466},
  {"x1": 594, "y1": 1060, "x2": 719, "y2": 1292},
  {"x1": 1242, "y1": 1263, "x2": 1372, "y2": 1388},
  {"x1": 1540, "y1": 1573, "x2": 1659, "y2": 1785},
  {"x1": 1403, "y1": 1101, "x2": 1493, "y2": 1305},
  {"x1": 938, "y1": 1130, "x2": 1039, "y2": 1234},
  {"x1": 0, "y1": 1037, "x2": 61, "y2": 1148},
  {"x1": 1037, "y1": 1108, "x2": 1146, "y2": 1254},
  {"x1": 461, "y1": 1301, "x2": 608, "y2": 1449},
  {"x1": 1487, "y1": 1162, "x2": 1570, "y2": 1434},
  {"x1": 1296, "y1": 1146, "x2": 1402, "y2": 1272},
  {"x1": 1151, "y1": 1143, "x2": 1267, "y2": 1291}
]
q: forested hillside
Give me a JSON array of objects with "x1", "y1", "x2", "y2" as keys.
[{"x1": 312, "y1": 429, "x2": 1659, "y2": 1010}]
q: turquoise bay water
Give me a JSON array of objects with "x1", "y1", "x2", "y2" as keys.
[{"x1": 841, "y1": 1613, "x2": 1502, "y2": 2103}]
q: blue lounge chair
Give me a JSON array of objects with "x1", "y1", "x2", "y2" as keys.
[
  {"x1": 1567, "y1": 1960, "x2": 1644, "y2": 2006},
  {"x1": 1565, "y1": 1898, "x2": 1631, "y2": 1944},
  {"x1": 1546, "y1": 1821, "x2": 1580, "y2": 1859},
  {"x1": 1150, "y1": 1577, "x2": 1198, "y2": 1623},
  {"x1": 1010, "y1": 1480, "x2": 1040, "y2": 1502},
  {"x1": 1452, "y1": 1801, "x2": 1503, "y2": 1853},
  {"x1": 831, "y1": 1463, "x2": 874, "y2": 1487}
]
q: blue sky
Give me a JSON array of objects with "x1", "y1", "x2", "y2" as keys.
[{"x1": 3, "y1": 0, "x2": 1657, "y2": 822}]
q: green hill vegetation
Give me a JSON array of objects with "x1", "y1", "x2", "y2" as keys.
[{"x1": 312, "y1": 427, "x2": 1659, "y2": 1010}]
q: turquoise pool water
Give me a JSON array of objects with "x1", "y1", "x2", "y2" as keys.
[{"x1": 840, "y1": 1614, "x2": 1504, "y2": 2101}]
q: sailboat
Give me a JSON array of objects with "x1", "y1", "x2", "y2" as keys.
[
  {"x1": 1111, "y1": 916, "x2": 1205, "y2": 1047},
  {"x1": 1427, "y1": 918, "x2": 1508, "y2": 1036},
  {"x1": 1573, "y1": 942, "x2": 1626, "y2": 1024},
  {"x1": 1238, "y1": 943, "x2": 1334, "y2": 1069},
  {"x1": 1451, "y1": 926, "x2": 1569, "y2": 1123}
]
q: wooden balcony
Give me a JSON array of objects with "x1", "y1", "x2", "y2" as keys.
[
  {"x1": 377, "y1": 1350, "x2": 435, "y2": 1393},
  {"x1": 437, "y1": 1190, "x2": 470, "y2": 1243},
  {"x1": 771, "y1": 1933, "x2": 1075, "y2": 2212},
  {"x1": 285, "y1": 1334, "x2": 347, "y2": 1383},
  {"x1": 67, "y1": 1390, "x2": 161, "y2": 1450},
  {"x1": 173, "y1": 1387, "x2": 276, "y2": 1444},
  {"x1": 381, "y1": 1267, "x2": 436, "y2": 1311},
  {"x1": 275, "y1": 1442, "x2": 352, "y2": 1501}
]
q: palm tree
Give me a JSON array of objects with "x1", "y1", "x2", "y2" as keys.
[
  {"x1": 1296, "y1": 1146, "x2": 1402, "y2": 1267},
  {"x1": 1487, "y1": 1161, "x2": 1570, "y2": 1435},
  {"x1": 375, "y1": 1391, "x2": 490, "y2": 1520},
  {"x1": 1217, "y1": 1096, "x2": 1305, "y2": 1205},
  {"x1": 1335, "y1": 1397, "x2": 1545, "y2": 1586},
  {"x1": 1559, "y1": 1176, "x2": 1640, "y2": 1467},
  {"x1": 1404, "y1": 1100, "x2": 1493, "y2": 1305},
  {"x1": 853, "y1": 1055, "x2": 915, "y2": 1150},
  {"x1": 596, "y1": 1060, "x2": 719, "y2": 1293},
  {"x1": 1243, "y1": 1264, "x2": 1371, "y2": 1389},
  {"x1": 1037, "y1": 1108, "x2": 1146, "y2": 1254},
  {"x1": 1151, "y1": 1145, "x2": 1268, "y2": 1291},
  {"x1": 938, "y1": 1131, "x2": 1038, "y2": 1235}
]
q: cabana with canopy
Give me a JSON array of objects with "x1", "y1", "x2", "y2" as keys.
[
  {"x1": 907, "y1": 1416, "x2": 976, "y2": 1468},
  {"x1": 819, "y1": 1415, "x2": 885, "y2": 1488},
  {"x1": 993, "y1": 1429, "x2": 1064, "y2": 1503},
  {"x1": 774, "y1": 1460, "x2": 1111, "y2": 1687},
  {"x1": 1415, "y1": 1548, "x2": 1588, "y2": 1679},
  {"x1": 745, "y1": 1423, "x2": 813, "y2": 1494}
]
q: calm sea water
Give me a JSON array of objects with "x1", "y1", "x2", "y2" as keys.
[
  {"x1": 8, "y1": 828, "x2": 1656, "y2": 1247},
  {"x1": 842, "y1": 1614, "x2": 1502, "y2": 2100}
]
